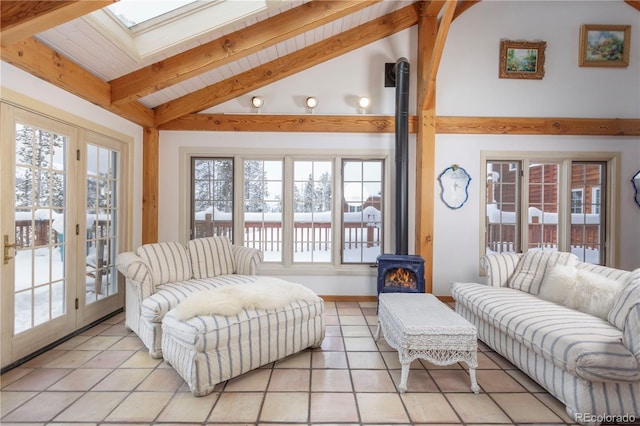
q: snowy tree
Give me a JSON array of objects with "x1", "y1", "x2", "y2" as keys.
[
  {"x1": 15, "y1": 125, "x2": 64, "y2": 210},
  {"x1": 193, "y1": 159, "x2": 233, "y2": 212},
  {"x1": 244, "y1": 160, "x2": 267, "y2": 212},
  {"x1": 316, "y1": 171, "x2": 332, "y2": 212}
]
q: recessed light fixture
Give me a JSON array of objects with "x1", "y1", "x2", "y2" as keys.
[
  {"x1": 305, "y1": 96, "x2": 318, "y2": 113},
  {"x1": 357, "y1": 96, "x2": 370, "y2": 113},
  {"x1": 251, "y1": 96, "x2": 264, "y2": 112}
]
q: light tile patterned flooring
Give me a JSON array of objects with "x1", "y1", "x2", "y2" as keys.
[{"x1": 0, "y1": 301, "x2": 584, "y2": 425}]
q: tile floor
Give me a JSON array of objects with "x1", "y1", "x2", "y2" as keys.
[{"x1": 1, "y1": 301, "x2": 586, "y2": 425}]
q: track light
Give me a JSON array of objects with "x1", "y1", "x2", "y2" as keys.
[
  {"x1": 305, "y1": 96, "x2": 318, "y2": 113},
  {"x1": 357, "y1": 96, "x2": 370, "y2": 113},
  {"x1": 251, "y1": 96, "x2": 264, "y2": 112}
]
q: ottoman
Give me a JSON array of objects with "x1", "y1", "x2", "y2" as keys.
[{"x1": 161, "y1": 288, "x2": 325, "y2": 396}]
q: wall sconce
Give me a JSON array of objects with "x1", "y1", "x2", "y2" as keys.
[
  {"x1": 251, "y1": 96, "x2": 264, "y2": 112},
  {"x1": 305, "y1": 96, "x2": 318, "y2": 113},
  {"x1": 357, "y1": 96, "x2": 370, "y2": 114}
]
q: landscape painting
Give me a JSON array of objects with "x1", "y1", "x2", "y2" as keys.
[
  {"x1": 580, "y1": 24, "x2": 630, "y2": 67},
  {"x1": 499, "y1": 40, "x2": 546, "y2": 79}
]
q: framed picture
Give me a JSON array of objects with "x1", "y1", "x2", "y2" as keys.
[
  {"x1": 579, "y1": 24, "x2": 631, "y2": 67},
  {"x1": 499, "y1": 40, "x2": 546, "y2": 79}
]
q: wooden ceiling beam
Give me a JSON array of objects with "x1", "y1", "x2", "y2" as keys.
[
  {"x1": 159, "y1": 114, "x2": 418, "y2": 133},
  {"x1": 422, "y1": 1, "x2": 446, "y2": 17},
  {"x1": 436, "y1": 117, "x2": 640, "y2": 136},
  {"x1": 453, "y1": 0, "x2": 481, "y2": 20},
  {"x1": 625, "y1": 1, "x2": 640, "y2": 11},
  {"x1": 1, "y1": 1, "x2": 115, "y2": 47},
  {"x1": 154, "y1": 4, "x2": 421, "y2": 126},
  {"x1": 1, "y1": 38, "x2": 154, "y2": 127},
  {"x1": 159, "y1": 114, "x2": 640, "y2": 136},
  {"x1": 109, "y1": 0, "x2": 379, "y2": 105},
  {"x1": 420, "y1": 0, "x2": 456, "y2": 110}
]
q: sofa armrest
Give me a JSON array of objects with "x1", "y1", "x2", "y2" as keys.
[
  {"x1": 232, "y1": 245, "x2": 263, "y2": 275},
  {"x1": 480, "y1": 253, "x2": 521, "y2": 287},
  {"x1": 608, "y1": 269, "x2": 640, "y2": 362},
  {"x1": 116, "y1": 252, "x2": 154, "y2": 300}
]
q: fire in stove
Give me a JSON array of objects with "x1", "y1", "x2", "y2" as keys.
[{"x1": 384, "y1": 267, "x2": 417, "y2": 289}]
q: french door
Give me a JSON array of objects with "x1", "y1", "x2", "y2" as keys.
[{"x1": 1, "y1": 104, "x2": 126, "y2": 368}]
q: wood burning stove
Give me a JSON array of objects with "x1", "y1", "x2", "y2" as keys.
[
  {"x1": 377, "y1": 254, "x2": 425, "y2": 295},
  {"x1": 376, "y1": 58, "x2": 426, "y2": 296}
]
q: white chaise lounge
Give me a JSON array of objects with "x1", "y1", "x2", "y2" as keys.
[{"x1": 115, "y1": 237, "x2": 325, "y2": 362}]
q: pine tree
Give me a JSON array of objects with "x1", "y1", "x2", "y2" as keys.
[{"x1": 244, "y1": 160, "x2": 267, "y2": 212}]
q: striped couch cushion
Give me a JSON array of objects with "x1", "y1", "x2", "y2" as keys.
[
  {"x1": 608, "y1": 269, "x2": 640, "y2": 361},
  {"x1": 141, "y1": 275, "x2": 260, "y2": 323},
  {"x1": 452, "y1": 282, "x2": 640, "y2": 383},
  {"x1": 136, "y1": 242, "x2": 192, "y2": 287},
  {"x1": 508, "y1": 250, "x2": 577, "y2": 294},
  {"x1": 481, "y1": 253, "x2": 521, "y2": 287},
  {"x1": 187, "y1": 237, "x2": 236, "y2": 279}
]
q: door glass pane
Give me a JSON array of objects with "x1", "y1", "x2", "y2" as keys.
[
  {"x1": 571, "y1": 162, "x2": 605, "y2": 264},
  {"x1": 486, "y1": 161, "x2": 520, "y2": 253},
  {"x1": 13, "y1": 123, "x2": 67, "y2": 334},
  {"x1": 86, "y1": 144, "x2": 119, "y2": 304},
  {"x1": 293, "y1": 161, "x2": 332, "y2": 263},
  {"x1": 192, "y1": 158, "x2": 233, "y2": 239},
  {"x1": 527, "y1": 163, "x2": 559, "y2": 251},
  {"x1": 342, "y1": 160, "x2": 383, "y2": 263},
  {"x1": 244, "y1": 160, "x2": 282, "y2": 262}
]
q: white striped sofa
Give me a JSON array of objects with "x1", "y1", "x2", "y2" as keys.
[
  {"x1": 452, "y1": 252, "x2": 640, "y2": 424},
  {"x1": 116, "y1": 237, "x2": 266, "y2": 358}
]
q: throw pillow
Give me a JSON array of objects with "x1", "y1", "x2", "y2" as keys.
[
  {"x1": 187, "y1": 236, "x2": 236, "y2": 279},
  {"x1": 566, "y1": 269, "x2": 624, "y2": 320},
  {"x1": 538, "y1": 264, "x2": 578, "y2": 305},
  {"x1": 136, "y1": 242, "x2": 192, "y2": 286},
  {"x1": 508, "y1": 251, "x2": 577, "y2": 295}
]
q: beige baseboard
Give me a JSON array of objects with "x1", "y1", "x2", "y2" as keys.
[{"x1": 320, "y1": 294, "x2": 454, "y2": 303}]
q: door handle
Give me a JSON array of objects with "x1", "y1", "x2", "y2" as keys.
[{"x1": 4, "y1": 235, "x2": 16, "y2": 265}]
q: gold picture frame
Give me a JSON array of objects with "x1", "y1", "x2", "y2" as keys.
[
  {"x1": 579, "y1": 24, "x2": 631, "y2": 67},
  {"x1": 499, "y1": 40, "x2": 546, "y2": 80}
]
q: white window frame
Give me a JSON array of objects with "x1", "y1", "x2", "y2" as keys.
[
  {"x1": 480, "y1": 151, "x2": 620, "y2": 267},
  {"x1": 179, "y1": 147, "x2": 392, "y2": 275},
  {"x1": 571, "y1": 188, "x2": 584, "y2": 214},
  {"x1": 592, "y1": 186, "x2": 601, "y2": 214}
]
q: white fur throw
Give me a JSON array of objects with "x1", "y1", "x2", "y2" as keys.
[
  {"x1": 538, "y1": 265, "x2": 623, "y2": 320},
  {"x1": 172, "y1": 277, "x2": 320, "y2": 320}
]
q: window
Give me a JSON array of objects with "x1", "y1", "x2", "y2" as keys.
[
  {"x1": 592, "y1": 187, "x2": 601, "y2": 215},
  {"x1": 293, "y1": 161, "x2": 332, "y2": 263},
  {"x1": 483, "y1": 153, "x2": 614, "y2": 265},
  {"x1": 571, "y1": 162, "x2": 606, "y2": 265},
  {"x1": 342, "y1": 160, "x2": 383, "y2": 263},
  {"x1": 191, "y1": 158, "x2": 233, "y2": 239},
  {"x1": 571, "y1": 189, "x2": 584, "y2": 214},
  {"x1": 189, "y1": 153, "x2": 387, "y2": 268},
  {"x1": 244, "y1": 160, "x2": 283, "y2": 262}
]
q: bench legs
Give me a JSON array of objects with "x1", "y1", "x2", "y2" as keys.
[{"x1": 376, "y1": 320, "x2": 480, "y2": 394}]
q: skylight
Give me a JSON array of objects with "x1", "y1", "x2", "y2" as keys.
[
  {"x1": 87, "y1": 0, "x2": 279, "y2": 61},
  {"x1": 107, "y1": 0, "x2": 199, "y2": 29}
]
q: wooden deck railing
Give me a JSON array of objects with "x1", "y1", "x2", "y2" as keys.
[
  {"x1": 486, "y1": 222, "x2": 601, "y2": 253},
  {"x1": 194, "y1": 218, "x2": 381, "y2": 252}
]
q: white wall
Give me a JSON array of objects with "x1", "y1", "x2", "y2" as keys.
[
  {"x1": 2, "y1": 1, "x2": 638, "y2": 297},
  {"x1": 433, "y1": 1, "x2": 640, "y2": 295},
  {"x1": 0, "y1": 62, "x2": 144, "y2": 250}
]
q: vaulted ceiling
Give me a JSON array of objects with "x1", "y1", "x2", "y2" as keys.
[
  {"x1": 2, "y1": 0, "x2": 639, "y2": 130},
  {"x1": 0, "y1": 0, "x2": 485, "y2": 128}
]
